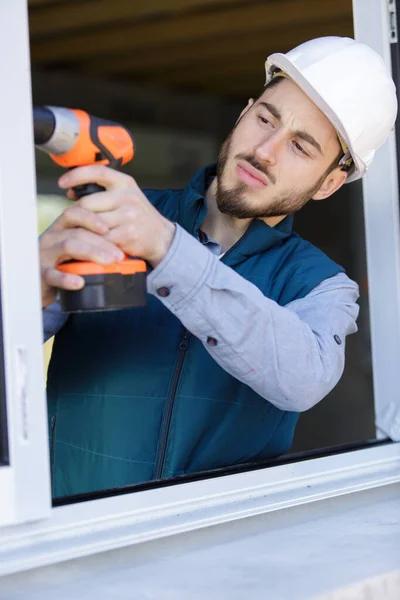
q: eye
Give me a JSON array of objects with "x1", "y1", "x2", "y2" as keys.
[
  {"x1": 293, "y1": 140, "x2": 308, "y2": 156},
  {"x1": 258, "y1": 115, "x2": 273, "y2": 127}
]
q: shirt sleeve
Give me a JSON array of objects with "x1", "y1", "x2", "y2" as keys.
[
  {"x1": 147, "y1": 224, "x2": 360, "y2": 412},
  {"x1": 42, "y1": 298, "x2": 69, "y2": 342}
]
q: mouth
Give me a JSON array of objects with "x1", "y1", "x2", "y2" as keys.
[{"x1": 236, "y1": 160, "x2": 269, "y2": 189}]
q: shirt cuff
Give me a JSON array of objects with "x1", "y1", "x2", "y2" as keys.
[{"x1": 147, "y1": 223, "x2": 216, "y2": 310}]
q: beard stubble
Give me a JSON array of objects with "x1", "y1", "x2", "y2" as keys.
[{"x1": 215, "y1": 130, "x2": 329, "y2": 219}]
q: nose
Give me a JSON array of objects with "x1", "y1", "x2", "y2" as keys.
[{"x1": 253, "y1": 132, "x2": 282, "y2": 166}]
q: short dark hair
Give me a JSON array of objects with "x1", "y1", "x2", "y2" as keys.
[{"x1": 254, "y1": 74, "x2": 283, "y2": 100}]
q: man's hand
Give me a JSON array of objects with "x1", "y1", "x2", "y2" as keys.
[
  {"x1": 59, "y1": 166, "x2": 176, "y2": 267},
  {"x1": 40, "y1": 166, "x2": 175, "y2": 309},
  {"x1": 39, "y1": 205, "x2": 125, "y2": 308}
]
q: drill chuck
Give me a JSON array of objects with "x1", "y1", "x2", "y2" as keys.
[{"x1": 34, "y1": 106, "x2": 80, "y2": 155}]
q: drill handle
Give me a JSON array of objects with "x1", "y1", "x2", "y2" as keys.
[{"x1": 73, "y1": 183, "x2": 105, "y2": 198}]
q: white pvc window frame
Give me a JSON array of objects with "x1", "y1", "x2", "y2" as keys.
[
  {"x1": 0, "y1": 0, "x2": 399, "y2": 578},
  {"x1": 352, "y1": 0, "x2": 400, "y2": 442},
  {"x1": 0, "y1": 1, "x2": 51, "y2": 528}
]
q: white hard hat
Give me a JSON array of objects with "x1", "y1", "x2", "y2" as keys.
[{"x1": 265, "y1": 36, "x2": 398, "y2": 183}]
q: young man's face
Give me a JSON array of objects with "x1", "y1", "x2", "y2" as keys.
[{"x1": 216, "y1": 77, "x2": 347, "y2": 219}]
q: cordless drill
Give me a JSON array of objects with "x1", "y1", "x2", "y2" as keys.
[{"x1": 33, "y1": 105, "x2": 147, "y2": 313}]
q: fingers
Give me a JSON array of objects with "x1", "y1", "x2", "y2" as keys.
[
  {"x1": 40, "y1": 176, "x2": 134, "y2": 306},
  {"x1": 52, "y1": 204, "x2": 109, "y2": 234},
  {"x1": 40, "y1": 229, "x2": 125, "y2": 278},
  {"x1": 62, "y1": 188, "x2": 142, "y2": 216},
  {"x1": 58, "y1": 165, "x2": 136, "y2": 193},
  {"x1": 105, "y1": 222, "x2": 137, "y2": 248},
  {"x1": 94, "y1": 204, "x2": 139, "y2": 229},
  {"x1": 40, "y1": 227, "x2": 125, "y2": 306},
  {"x1": 47, "y1": 231, "x2": 125, "y2": 266},
  {"x1": 77, "y1": 188, "x2": 125, "y2": 213},
  {"x1": 66, "y1": 189, "x2": 77, "y2": 201},
  {"x1": 43, "y1": 267, "x2": 85, "y2": 292}
]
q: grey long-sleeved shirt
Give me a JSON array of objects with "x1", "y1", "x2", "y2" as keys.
[{"x1": 43, "y1": 223, "x2": 359, "y2": 413}]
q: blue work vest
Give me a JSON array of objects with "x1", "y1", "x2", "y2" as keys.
[{"x1": 47, "y1": 164, "x2": 344, "y2": 498}]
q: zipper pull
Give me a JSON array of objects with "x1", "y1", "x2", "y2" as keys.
[
  {"x1": 179, "y1": 331, "x2": 190, "y2": 350},
  {"x1": 51, "y1": 415, "x2": 56, "y2": 431}
]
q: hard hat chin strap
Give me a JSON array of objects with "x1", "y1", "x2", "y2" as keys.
[
  {"x1": 337, "y1": 135, "x2": 353, "y2": 172},
  {"x1": 338, "y1": 151, "x2": 353, "y2": 172}
]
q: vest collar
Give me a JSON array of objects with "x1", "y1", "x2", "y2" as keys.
[{"x1": 178, "y1": 164, "x2": 294, "y2": 265}]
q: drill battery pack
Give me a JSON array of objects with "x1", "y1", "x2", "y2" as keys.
[{"x1": 57, "y1": 257, "x2": 147, "y2": 312}]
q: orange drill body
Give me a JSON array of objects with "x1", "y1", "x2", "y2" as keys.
[{"x1": 48, "y1": 109, "x2": 134, "y2": 169}]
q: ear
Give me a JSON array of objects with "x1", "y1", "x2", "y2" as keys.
[
  {"x1": 235, "y1": 98, "x2": 255, "y2": 125},
  {"x1": 312, "y1": 167, "x2": 348, "y2": 201}
]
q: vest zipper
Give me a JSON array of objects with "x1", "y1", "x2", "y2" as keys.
[
  {"x1": 154, "y1": 330, "x2": 190, "y2": 479},
  {"x1": 153, "y1": 218, "x2": 251, "y2": 479},
  {"x1": 50, "y1": 414, "x2": 57, "y2": 491}
]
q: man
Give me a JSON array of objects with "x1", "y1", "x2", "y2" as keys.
[{"x1": 41, "y1": 37, "x2": 397, "y2": 498}]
